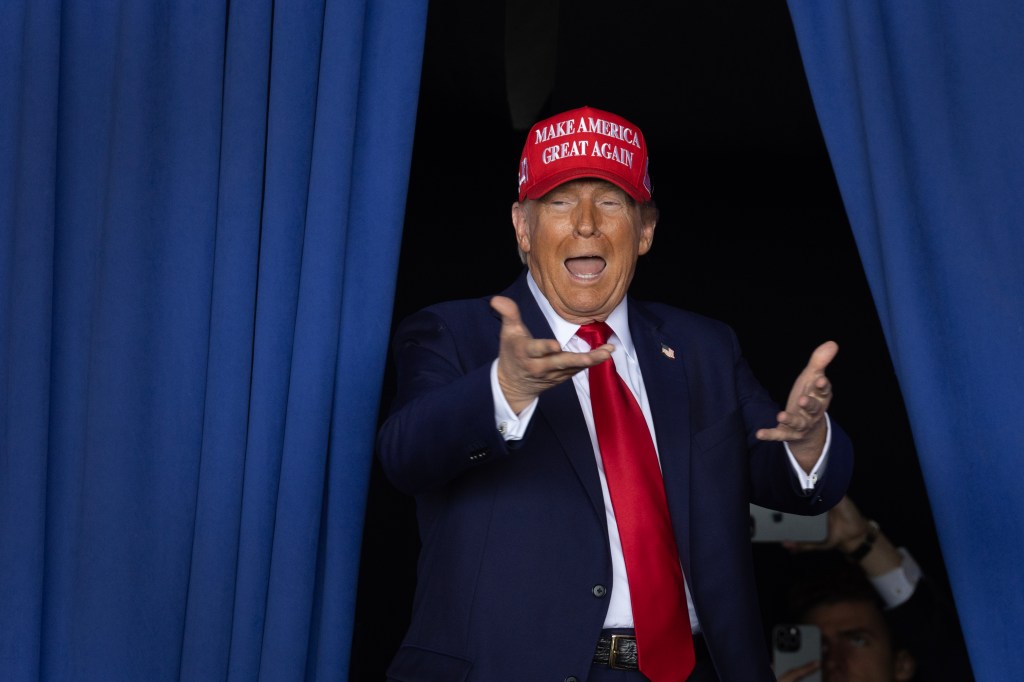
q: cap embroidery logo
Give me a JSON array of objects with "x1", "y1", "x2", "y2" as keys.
[{"x1": 516, "y1": 106, "x2": 651, "y2": 203}]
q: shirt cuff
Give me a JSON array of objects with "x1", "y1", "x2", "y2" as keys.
[
  {"x1": 868, "y1": 548, "x2": 925, "y2": 606},
  {"x1": 784, "y1": 413, "x2": 832, "y2": 490},
  {"x1": 871, "y1": 547, "x2": 923, "y2": 609},
  {"x1": 491, "y1": 359, "x2": 537, "y2": 440}
]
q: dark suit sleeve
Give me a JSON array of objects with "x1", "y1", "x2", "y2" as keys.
[
  {"x1": 887, "y1": 576, "x2": 976, "y2": 681},
  {"x1": 377, "y1": 308, "x2": 511, "y2": 495}
]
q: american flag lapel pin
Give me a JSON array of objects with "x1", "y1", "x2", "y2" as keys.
[{"x1": 660, "y1": 343, "x2": 676, "y2": 360}]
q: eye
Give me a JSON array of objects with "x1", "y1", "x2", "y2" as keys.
[
  {"x1": 593, "y1": 187, "x2": 629, "y2": 208},
  {"x1": 597, "y1": 197, "x2": 625, "y2": 210},
  {"x1": 543, "y1": 195, "x2": 573, "y2": 208},
  {"x1": 847, "y1": 633, "x2": 870, "y2": 647}
]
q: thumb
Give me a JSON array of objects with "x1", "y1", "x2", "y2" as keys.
[{"x1": 491, "y1": 296, "x2": 525, "y2": 336}]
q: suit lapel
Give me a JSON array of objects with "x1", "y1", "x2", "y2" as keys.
[
  {"x1": 495, "y1": 276, "x2": 696, "y2": 546},
  {"x1": 499, "y1": 272, "x2": 608, "y2": 519},
  {"x1": 629, "y1": 301, "x2": 695, "y2": 579}
]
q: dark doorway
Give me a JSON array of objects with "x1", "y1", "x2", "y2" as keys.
[{"x1": 350, "y1": 2, "x2": 950, "y2": 678}]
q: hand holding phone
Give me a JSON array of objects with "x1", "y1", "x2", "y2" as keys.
[
  {"x1": 772, "y1": 623, "x2": 822, "y2": 682},
  {"x1": 750, "y1": 504, "x2": 828, "y2": 543}
]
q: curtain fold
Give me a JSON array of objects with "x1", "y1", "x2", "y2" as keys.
[
  {"x1": 786, "y1": 2, "x2": 1024, "y2": 679},
  {"x1": 0, "y1": 1, "x2": 428, "y2": 679}
]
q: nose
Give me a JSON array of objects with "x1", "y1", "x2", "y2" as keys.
[
  {"x1": 822, "y1": 645, "x2": 842, "y2": 676},
  {"x1": 573, "y1": 200, "x2": 598, "y2": 237}
]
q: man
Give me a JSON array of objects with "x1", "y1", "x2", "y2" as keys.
[
  {"x1": 775, "y1": 497, "x2": 974, "y2": 682},
  {"x1": 377, "y1": 106, "x2": 854, "y2": 681},
  {"x1": 779, "y1": 581, "x2": 918, "y2": 682}
]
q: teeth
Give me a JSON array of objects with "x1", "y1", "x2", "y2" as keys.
[{"x1": 565, "y1": 255, "x2": 606, "y2": 280}]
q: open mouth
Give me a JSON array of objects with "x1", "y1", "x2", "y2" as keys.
[{"x1": 564, "y1": 256, "x2": 606, "y2": 280}]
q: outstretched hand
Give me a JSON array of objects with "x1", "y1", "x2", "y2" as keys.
[
  {"x1": 756, "y1": 341, "x2": 838, "y2": 471},
  {"x1": 491, "y1": 296, "x2": 613, "y2": 414}
]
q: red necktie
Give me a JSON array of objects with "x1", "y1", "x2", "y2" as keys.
[{"x1": 577, "y1": 322, "x2": 695, "y2": 682}]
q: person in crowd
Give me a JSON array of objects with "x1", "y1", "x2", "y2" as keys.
[
  {"x1": 377, "y1": 105, "x2": 854, "y2": 681},
  {"x1": 776, "y1": 496, "x2": 975, "y2": 681}
]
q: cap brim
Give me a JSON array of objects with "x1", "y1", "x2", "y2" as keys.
[{"x1": 521, "y1": 167, "x2": 649, "y2": 203}]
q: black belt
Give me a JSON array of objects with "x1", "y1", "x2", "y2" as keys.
[
  {"x1": 593, "y1": 631, "x2": 708, "y2": 672},
  {"x1": 593, "y1": 633, "x2": 639, "y2": 670}
]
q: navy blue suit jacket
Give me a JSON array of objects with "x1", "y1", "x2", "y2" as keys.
[{"x1": 377, "y1": 271, "x2": 853, "y2": 681}]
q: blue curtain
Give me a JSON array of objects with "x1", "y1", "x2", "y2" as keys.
[
  {"x1": 0, "y1": 0, "x2": 427, "y2": 679},
  {"x1": 786, "y1": 2, "x2": 1024, "y2": 679}
]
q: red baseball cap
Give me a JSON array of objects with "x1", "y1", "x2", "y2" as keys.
[{"x1": 517, "y1": 105, "x2": 652, "y2": 203}]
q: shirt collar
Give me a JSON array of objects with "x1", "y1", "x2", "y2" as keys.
[{"x1": 525, "y1": 271, "x2": 636, "y2": 359}]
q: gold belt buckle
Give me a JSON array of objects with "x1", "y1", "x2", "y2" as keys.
[{"x1": 608, "y1": 634, "x2": 635, "y2": 670}]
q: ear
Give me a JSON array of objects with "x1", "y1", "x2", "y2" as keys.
[
  {"x1": 512, "y1": 202, "x2": 532, "y2": 254},
  {"x1": 637, "y1": 206, "x2": 657, "y2": 256},
  {"x1": 893, "y1": 649, "x2": 917, "y2": 681}
]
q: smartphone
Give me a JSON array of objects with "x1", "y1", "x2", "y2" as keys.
[
  {"x1": 749, "y1": 504, "x2": 828, "y2": 543},
  {"x1": 772, "y1": 623, "x2": 821, "y2": 681}
]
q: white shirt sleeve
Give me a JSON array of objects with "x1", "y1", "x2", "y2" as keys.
[
  {"x1": 491, "y1": 359, "x2": 538, "y2": 440},
  {"x1": 783, "y1": 413, "x2": 832, "y2": 490},
  {"x1": 871, "y1": 547, "x2": 924, "y2": 609}
]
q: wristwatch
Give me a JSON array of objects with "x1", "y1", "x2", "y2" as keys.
[{"x1": 844, "y1": 519, "x2": 880, "y2": 562}]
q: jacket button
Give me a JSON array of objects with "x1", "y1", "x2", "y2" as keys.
[
  {"x1": 592, "y1": 584, "x2": 607, "y2": 598},
  {"x1": 565, "y1": 677, "x2": 579, "y2": 682}
]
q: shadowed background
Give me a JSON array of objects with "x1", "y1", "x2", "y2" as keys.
[{"x1": 351, "y1": 1, "x2": 951, "y2": 678}]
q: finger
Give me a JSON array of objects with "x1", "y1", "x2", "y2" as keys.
[
  {"x1": 805, "y1": 377, "x2": 831, "y2": 400},
  {"x1": 778, "y1": 408, "x2": 812, "y2": 430},
  {"x1": 805, "y1": 340, "x2": 839, "y2": 373},
  {"x1": 756, "y1": 419, "x2": 808, "y2": 442},
  {"x1": 539, "y1": 346, "x2": 614, "y2": 371},
  {"x1": 580, "y1": 343, "x2": 615, "y2": 362},
  {"x1": 755, "y1": 426, "x2": 791, "y2": 442},
  {"x1": 523, "y1": 338, "x2": 565, "y2": 359},
  {"x1": 490, "y1": 296, "x2": 526, "y2": 334},
  {"x1": 780, "y1": 659, "x2": 821, "y2": 681},
  {"x1": 783, "y1": 539, "x2": 828, "y2": 553},
  {"x1": 796, "y1": 394, "x2": 825, "y2": 415}
]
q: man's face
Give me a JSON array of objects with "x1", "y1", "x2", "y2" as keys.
[
  {"x1": 511, "y1": 180, "x2": 655, "y2": 324},
  {"x1": 805, "y1": 600, "x2": 916, "y2": 682}
]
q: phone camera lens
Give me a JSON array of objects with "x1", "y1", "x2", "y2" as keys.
[{"x1": 775, "y1": 625, "x2": 802, "y2": 652}]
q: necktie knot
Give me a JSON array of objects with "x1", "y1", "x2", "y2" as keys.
[{"x1": 577, "y1": 321, "x2": 613, "y2": 348}]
